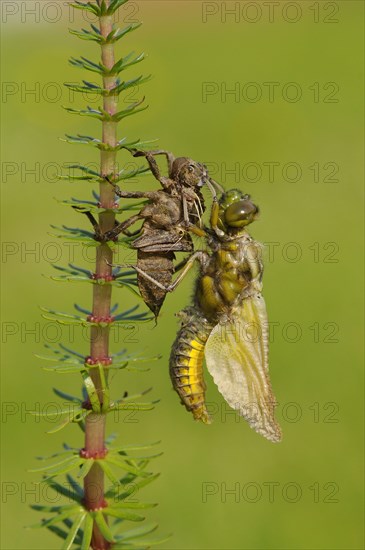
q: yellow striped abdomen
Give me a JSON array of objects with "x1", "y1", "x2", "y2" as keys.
[{"x1": 169, "y1": 308, "x2": 213, "y2": 424}]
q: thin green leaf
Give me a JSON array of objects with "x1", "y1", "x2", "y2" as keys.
[
  {"x1": 43, "y1": 479, "x2": 82, "y2": 504},
  {"x1": 116, "y1": 451, "x2": 163, "y2": 461},
  {"x1": 66, "y1": 474, "x2": 84, "y2": 498},
  {"x1": 108, "y1": 23, "x2": 142, "y2": 43},
  {"x1": 104, "y1": 456, "x2": 148, "y2": 477},
  {"x1": 30, "y1": 407, "x2": 79, "y2": 418},
  {"x1": 107, "y1": 0, "x2": 129, "y2": 14},
  {"x1": 53, "y1": 388, "x2": 82, "y2": 404},
  {"x1": 43, "y1": 364, "x2": 86, "y2": 374},
  {"x1": 81, "y1": 372, "x2": 101, "y2": 413},
  {"x1": 45, "y1": 524, "x2": 68, "y2": 540},
  {"x1": 35, "y1": 449, "x2": 75, "y2": 461},
  {"x1": 51, "y1": 265, "x2": 90, "y2": 278},
  {"x1": 98, "y1": 459, "x2": 121, "y2": 486},
  {"x1": 65, "y1": 163, "x2": 100, "y2": 177},
  {"x1": 114, "y1": 74, "x2": 151, "y2": 94},
  {"x1": 97, "y1": 0, "x2": 108, "y2": 15},
  {"x1": 77, "y1": 459, "x2": 94, "y2": 479},
  {"x1": 64, "y1": 82, "x2": 103, "y2": 95},
  {"x1": 71, "y1": 1, "x2": 100, "y2": 16},
  {"x1": 117, "y1": 533, "x2": 172, "y2": 548},
  {"x1": 62, "y1": 512, "x2": 86, "y2": 550},
  {"x1": 110, "y1": 442, "x2": 161, "y2": 453},
  {"x1": 105, "y1": 474, "x2": 160, "y2": 502},
  {"x1": 81, "y1": 513, "x2": 93, "y2": 550},
  {"x1": 49, "y1": 224, "x2": 94, "y2": 238},
  {"x1": 116, "y1": 523, "x2": 159, "y2": 541},
  {"x1": 110, "y1": 502, "x2": 157, "y2": 510},
  {"x1": 111, "y1": 402, "x2": 156, "y2": 412},
  {"x1": 34, "y1": 508, "x2": 82, "y2": 529},
  {"x1": 40, "y1": 459, "x2": 83, "y2": 480},
  {"x1": 114, "y1": 387, "x2": 152, "y2": 403},
  {"x1": 118, "y1": 165, "x2": 150, "y2": 180},
  {"x1": 104, "y1": 507, "x2": 144, "y2": 522},
  {"x1": 69, "y1": 56, "x2": 103, "y2": 74},
  {"x1": 46, "y1": 410, "x2": 90, "y2": 435},
  {"x1": 62, "y1": 133, "x2": 100, "y2": 146},
  {"x1": 30, "y1": 455, "x2": 80, "y2": 474},
  {"x1": 112, "y1": 53, "x2": 145, "y2": 74},
  {"x1": 63, "y1": 105, "x2": 103, "y2": 120},
  {"x1": 93, "y1": 511, "x2": 115, "y2": 543},
  {"x1": 31, "y1": 504, "x2": 77, "y2": 514},
  {"x1": 69, "y1": 27, "x2": 102, "y2": 43},
  {"x1": 113, "y1": 102, "x2": 148, "y2": 122},
  {"x1": 99, "y1": 366, "x2": 110, "y2": 412}
]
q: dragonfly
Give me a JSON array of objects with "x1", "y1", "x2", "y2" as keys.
[
  {"x1": 132, "y1": 188, "x2": 282, "y2": 442},
  {"x1": 80, "y1": 148, "x2": 221, "y2": 318}
]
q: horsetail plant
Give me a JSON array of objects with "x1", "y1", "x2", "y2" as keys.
[{"x1": 30, "y1": 1, "x2": 166, "y2": 548}]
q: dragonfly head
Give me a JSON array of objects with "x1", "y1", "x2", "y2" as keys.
[
  {"x1": 218, "y1": 189, "x2": 259, "y2": 230},
  {"x1": 171, "y1": 157, "x2": 208, "y2": 188}
]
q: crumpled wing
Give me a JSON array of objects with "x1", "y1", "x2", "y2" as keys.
[{"x1": 205, "y1": 293, "x2": 282, "y2": 442}]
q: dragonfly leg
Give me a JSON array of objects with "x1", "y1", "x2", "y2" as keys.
[
  {"x1": 204, "y1": 178, "x2": 218, "y2": 200},
  {"x1": 208, "y1": 176, "x2": 224, "y2": 193},
  {"x1": 167, "y1": 250, "x2": 209, "y2": 290},
  {"x1": 210, "y1": 197, "x2": 225, "y2": 238},
  {"x1": 72, "y1": 207, "x2": 105, "y2": 240},
  {"x1": 103, "y1": 214, "x2": 142, "y2": 241},
  {"x1": 194, "y1": 193, "x2": 204, "y2": 225},
  {"x1": 131, "y1": 251, "x2": 209, "y2": 293},
  {"x1": 123, "y1": 228, "x2": 141, "y2": 238},
  {"x1": 105, "y1": 177, "x2": 155, "y2": 201},
  {"x1": 73, "y1": 197, "x2": 145, "y2": 242},
  {"x1": 174, "y1": 256, "x2": 190, "y2": 273},
  {"x1": 173, "y1": 247, "x2": 209, "y2": 274},
  {"x1": 179, "y1": 195, "x2": 207, "y2": 237},
  {"x1": 182, "y1": 195, "x2": 190, "y2": 225},
  {"x1": 131, "y1": 149, "x2": 176, "y2": 176},
  {"x1": 127, "y1": 149, "x2": 172, "y2": 190}
]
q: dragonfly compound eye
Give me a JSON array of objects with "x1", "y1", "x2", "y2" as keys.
[{"x1": 224, "y1": 199, "x2": 259, "y2": 227}]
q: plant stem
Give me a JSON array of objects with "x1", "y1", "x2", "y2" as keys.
[{"x1": 83, "y1": 4, "x2": 118, "y2": 549}]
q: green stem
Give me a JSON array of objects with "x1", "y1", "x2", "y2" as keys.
[{"x1": 83, "y1": 5, "x2": 119, "y2": 549}]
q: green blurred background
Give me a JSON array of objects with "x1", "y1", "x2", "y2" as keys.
[{"x1": 1, "y1": 1, "x2": 364, "y2": 548}]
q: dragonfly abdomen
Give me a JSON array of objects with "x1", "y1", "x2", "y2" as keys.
[{"x1": 169, "y1": 310, "x2": 213, "y2": 424}]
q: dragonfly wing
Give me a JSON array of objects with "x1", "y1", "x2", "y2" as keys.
[{"x1": 205, "y1": 293, "x2": 282, "y2": 442}]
